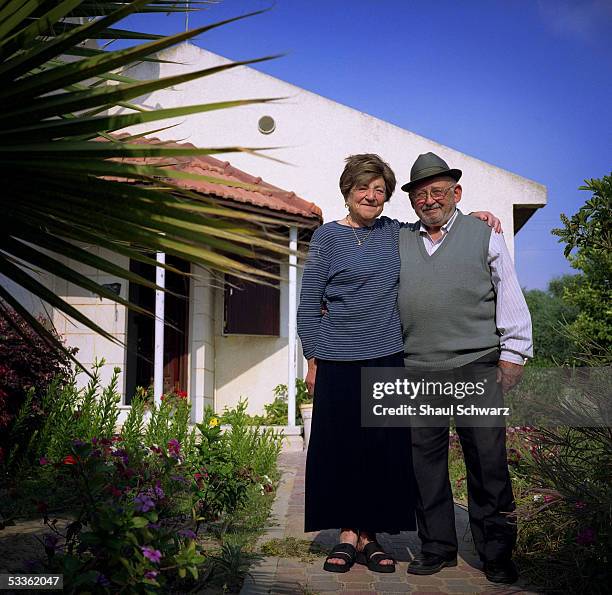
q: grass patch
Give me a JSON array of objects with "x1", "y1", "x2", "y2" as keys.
[{"x1": 261, "y1": 537, "x2": 327, "y2": 562}]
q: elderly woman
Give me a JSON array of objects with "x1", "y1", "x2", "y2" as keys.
[{"x1": 297, "y1": 154, "x2": 499, "y2": 574}]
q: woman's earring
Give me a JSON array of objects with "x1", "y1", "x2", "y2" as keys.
[{"x1": 344, "y1": 203, "x2": 349, "y2": 209}]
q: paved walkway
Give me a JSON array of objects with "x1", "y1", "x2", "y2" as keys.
[{"x1": 241, "y1": 451, "x2": 539, "y2": 595}]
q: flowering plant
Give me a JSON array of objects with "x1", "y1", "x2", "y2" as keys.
[
  {"x1": 37, "y1": 439, "x2": 204, "y2": 592},
  {"x1": 5, "y1": 364, "x2": 280, "y2": 592}
]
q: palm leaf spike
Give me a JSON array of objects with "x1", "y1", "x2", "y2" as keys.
[{"x1": 0, "y1": 1, "x2": 313, "y2": 360}]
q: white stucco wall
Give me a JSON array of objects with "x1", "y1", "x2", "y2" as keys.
[
  {"x1": 213, "y1": 261, "x2": 304, "y2": 416},
  {"x1": 51, "y1": 247, "x2": 129, "y2": 397},
  {"x1": 122, "y1": 43, "x2": 547, "y2": 259}
]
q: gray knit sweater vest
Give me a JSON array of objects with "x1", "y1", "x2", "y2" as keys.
[{"x1": 398, "y1": 211, "x2": 499, "y2": 370}]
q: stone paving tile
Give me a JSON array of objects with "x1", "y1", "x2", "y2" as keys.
[
  {"x1": 308, "y1": 582, "x2": 342, "y2": 591},
  {"x1": 373, "y1": 581, "x2": 414, "y2": 592}
]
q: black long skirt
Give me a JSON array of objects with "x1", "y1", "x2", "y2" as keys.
[{"x1": 304, "y1": 352, "x2": 416, "y2": 533}]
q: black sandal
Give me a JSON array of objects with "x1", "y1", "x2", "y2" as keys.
[
  {"x1": 357, "y1": 541, "x2": 396, "y2": 573},
  {"x1": 323, "y1": 542, "x2": 357, "y2": 573}
]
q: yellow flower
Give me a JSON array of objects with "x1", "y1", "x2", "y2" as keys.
[{"x1": 209, "y1": 417, "x2": 219, "y2": 428}]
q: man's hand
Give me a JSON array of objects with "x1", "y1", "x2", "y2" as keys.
[
  {"x1": 471, "y1": 211, "x2": 502, "y2": 233},
  {"x1": 306, "y1": 358, "x2": 317, "y2": 396},
  {"x1": 496, "y1": 360, "x2": 524, "y2": 394}
]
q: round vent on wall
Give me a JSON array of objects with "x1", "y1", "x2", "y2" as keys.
[{"x1": 258, "y1": 115, "x2": 276, "y2": 134}]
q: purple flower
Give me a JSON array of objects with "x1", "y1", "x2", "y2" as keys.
[
  {"x1": 148, "y1": 522, "x2": 162, "y2": 530},
  {"x1": 145, "y1": 481, "x2": 164, "y2": 500},
  {"x1": 144, "y1": 570, "x2": 159, "y2": 580},
  {"x1": 72, "y1": 439, "x2": 87, "y2": 447},
  {"x1": 134, "y1": 494, "x2": 155, "y2": 513},
  {"x1": 39, "y1": 457, "x2": 49, "y2": 466},
  {"x1": 95, "y1": 573, "x2": 111, "y2": 587},
  {"x1": 179, "y1": 529, "x2": 196, "y2": 540},
  {"x1": 43, "y1": 534, "x2": 62, "y2": 554},
  {"x1": 141, "y1": 546, "x2": 162, "y2": 563},
  {"x1": 111, "y1": 448, "x2": 129, "y2": 465},
  {"x1": 576, "y1": 527, "x2": 596, "y2": 545},
  {"x1": 170, "y1": 474, "x2": 189, "y2": 484},
  {"x1": 167, "y1": 438, "x2": 181, "y2": 458},
  {"x1": 43, "y1": 534, "x2": 59, "y2": 549}
]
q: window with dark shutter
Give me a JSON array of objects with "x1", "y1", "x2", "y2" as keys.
[
  {"x1": 125, "y1": 256, "x2": 189, "y2": 403},
  {"x1": 224, "y1": 262, "x2": 280, "y2": 336}
]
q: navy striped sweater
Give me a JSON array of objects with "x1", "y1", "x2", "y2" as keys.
[{"x1": 297, "y1": 216, "x2": 404, "y2": 361}]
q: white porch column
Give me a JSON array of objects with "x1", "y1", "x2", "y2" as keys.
[
  {"x1": 154, "y1": 252, "x2": 165, "y2": 406},
  {"x1": 287, "y1": 226, "x2": 298, "y2": 428}
]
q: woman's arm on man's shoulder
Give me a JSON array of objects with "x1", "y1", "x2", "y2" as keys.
[{"x1": 383, "y1": 213, "x2": 502, "y2": 232}]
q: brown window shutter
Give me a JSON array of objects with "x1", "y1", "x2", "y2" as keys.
[{"x1": 224, "y1": 262, "x2": 280, "y2": 336}]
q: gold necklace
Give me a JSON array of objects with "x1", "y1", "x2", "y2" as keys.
[{"x1": 347, "y1": 215, "x2": 375, "y2": 246}]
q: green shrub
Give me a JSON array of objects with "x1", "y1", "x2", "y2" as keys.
[
  {"x1": 194, "y1": 401, "x2": 280, "y2": 534},
  {"x1": 206, "y1": 542, "x2": 254, "y2": 591},
  {"x1": 219, "y1": 380, "x2": 310, "y2": 426},
  {"x1": 514, "y1": 425, "x2": 611, "y2": 593},
  {"x1": 0, "y1": 302, "x2": 75, "y2": 467}
]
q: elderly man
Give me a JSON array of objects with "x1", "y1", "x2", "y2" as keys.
[{"x1": 398, "y1": 152, "x2": 532, "y2": 584}]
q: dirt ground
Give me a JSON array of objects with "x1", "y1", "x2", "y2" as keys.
[{"x1": 0, "y1": 517, "x2": 72, "y2": 573}]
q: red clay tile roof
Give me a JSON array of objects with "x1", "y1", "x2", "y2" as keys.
[{"x1": 108, "y1": 136, "x2": 322, "y2": 223}]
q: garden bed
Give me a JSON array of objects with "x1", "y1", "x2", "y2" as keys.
[
  {"x1": 448, "y1": 425, "x2": 609, "y2": 594},
  {"x1": 0, "y1": 366, "x2": 283, "y2": 593}
]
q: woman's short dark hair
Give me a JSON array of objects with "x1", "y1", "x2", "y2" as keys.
[{"x1": 339, "y1": 154, "x2": 396, "y2": 202}]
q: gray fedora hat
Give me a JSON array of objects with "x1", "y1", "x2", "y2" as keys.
[{"x1": 401, "y1": 152, "x2": 462, "y2": 193}]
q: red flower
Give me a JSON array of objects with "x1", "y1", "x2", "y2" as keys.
[
  {"x1": 177, "y1": 390, "x2": 188, "y2": 399},
  {"x1": 105, "y1": 485, "x2": 122, "y2": 498},
  {"x1": 120, "y1": 467, "x2": 136, "y2": 479},
  {"x1": 63, "y1": 455, "x2": 78, "y2": 465}
]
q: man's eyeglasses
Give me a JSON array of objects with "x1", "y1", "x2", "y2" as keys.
[{"x1": 410, "y1": 183, "x2": 456, "y2": 204}]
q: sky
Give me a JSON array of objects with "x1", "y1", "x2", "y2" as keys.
[{"x1": 122, "y1": 0, "x2": 612, "y2": 290}]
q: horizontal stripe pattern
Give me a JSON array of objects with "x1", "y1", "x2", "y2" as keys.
[{"x1": 297, "y1": 216, "x2": 404, "y2": 360}]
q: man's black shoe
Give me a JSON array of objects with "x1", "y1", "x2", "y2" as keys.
[
  {"x1": 407, "y1": 553, "x2": 457, "y2": 575},
  {"x1": 483, "y1": 559, "x2": 519, "y2": 584}
]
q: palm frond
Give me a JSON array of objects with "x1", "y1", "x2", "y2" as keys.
[{"x1": 0, "y1": 1, "x2": 312, "y2": 359}]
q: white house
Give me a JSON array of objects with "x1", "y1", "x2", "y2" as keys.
[{"x1": 8, "y1": 43, "x2": 547, "y2": 425}]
